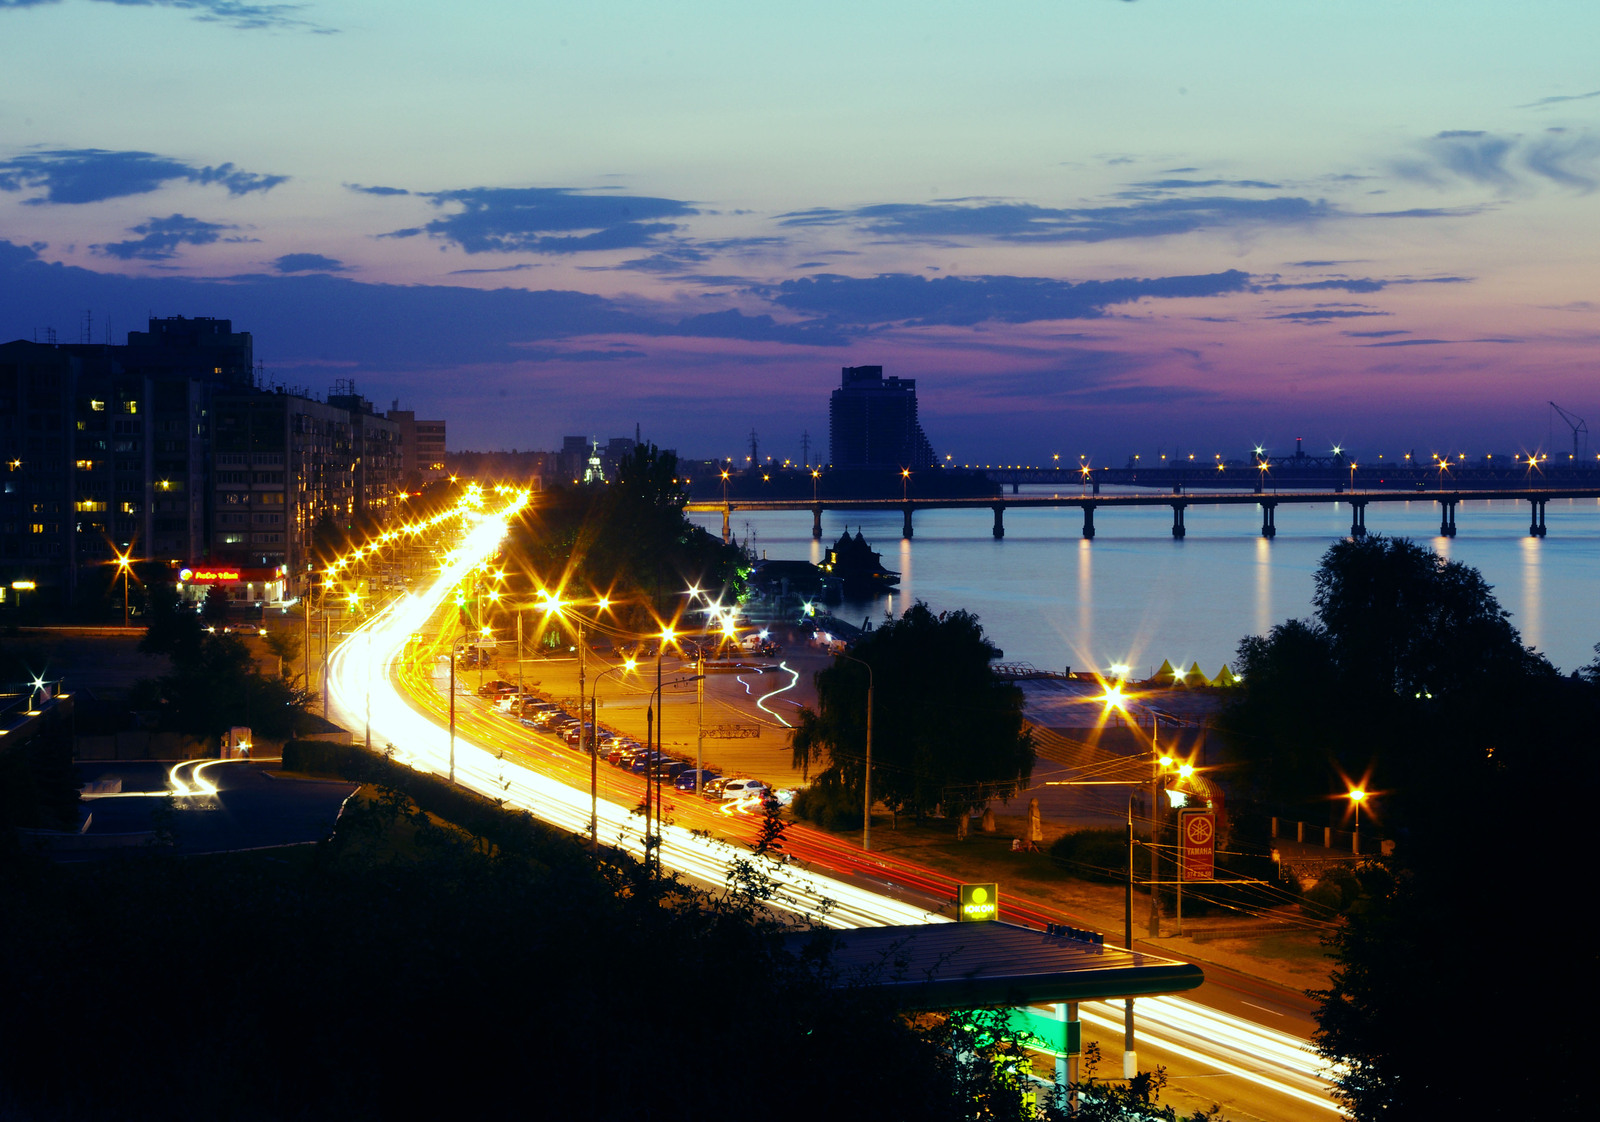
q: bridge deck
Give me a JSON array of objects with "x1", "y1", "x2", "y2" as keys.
[{"x1": 687, "y1": 487, "x2": 1600, "y2": 513}]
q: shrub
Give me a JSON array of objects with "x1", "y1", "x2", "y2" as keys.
[{"x1": 1049, "y1": 827, "x2": 1147, "y2": 883}]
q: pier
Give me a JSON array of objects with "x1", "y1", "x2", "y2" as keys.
[{"x1": 687, "y1": 487, "x2": 1600, "y2": 542}]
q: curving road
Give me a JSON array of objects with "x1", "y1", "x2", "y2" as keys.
[{"x1": 325, "y1": 499, "x2": 1342, "y2": 1121}]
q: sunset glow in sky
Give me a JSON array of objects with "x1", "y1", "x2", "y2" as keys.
[{"x1": 3, "y1": 1, "x2": 1598, "y2": 463}]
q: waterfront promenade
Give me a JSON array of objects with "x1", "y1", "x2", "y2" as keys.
[{"x1": 688, "y1": 485, "x2": 1600, "y2": 541}]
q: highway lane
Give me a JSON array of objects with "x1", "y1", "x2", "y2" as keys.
[{"x1": 326, "y1": 500, "x2": 1342, "y2": 1120}]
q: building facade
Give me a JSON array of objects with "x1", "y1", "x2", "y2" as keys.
[
  {"x1": 828, "y1": 365, "x2": 937, "y2": 470},
  {"x1": 3, "y1": 318, "x2": 432, "y2": 614}
]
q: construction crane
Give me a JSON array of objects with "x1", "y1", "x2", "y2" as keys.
[{"x1": 1550, "y1": 401, "x2": 1589, "y2": 459}]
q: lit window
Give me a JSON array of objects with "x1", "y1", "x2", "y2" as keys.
[
  {"x1": 30, "y1": 523, "x2": 44, "y2": 534},
  {"x1": 120, "y1": 400, "x2": 139, "y2": 414},
  {"x1": 90, "y1": 400, "x2": 105, "y2": 412}
]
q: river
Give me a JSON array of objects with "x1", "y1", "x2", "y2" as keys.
[{"x1": 692, "y1": 489, "x2": 1600, "y2": 679}]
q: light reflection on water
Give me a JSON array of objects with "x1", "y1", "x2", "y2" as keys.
[{"x1": 700, "y1": 492, "x2": 1600, "y2": 676}]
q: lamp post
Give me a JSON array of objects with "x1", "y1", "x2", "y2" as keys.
[
  {"x1": 1349, "y1": 788, "x2": 1365, "y2": 855},
  {"x1": 113, "y1": 550, "x2": 133, "y2": 627},
  {"x1": 900, "y1": 468, "x2": 911, "y2": 503},
  {"x1": 447, "y1": 632, "x2": 472, "y2": 784},
  {"x1": 834, "y1": 650, "x2": 874, "y2": 852},
  {"x1": 535, "y1": 589, "x2": 615, "y2": 839},
  {"x1": 590, "y1": 657, "x2": 639, "y2": 852}
]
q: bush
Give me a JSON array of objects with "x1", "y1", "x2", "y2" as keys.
[
  {"x1": 790, "y1": 775, "x2": 862, "y2": 831},
  {"x1": 1049, "y1": 828, "x2": 1147, "y2": 883}
]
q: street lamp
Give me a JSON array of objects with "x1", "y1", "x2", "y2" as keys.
[
  {"x1": 114, "y1": 549, "x2": 133, "y2": 627},
  {"x1": 590, "y1": 656, "x2": 638, "y2": 852},
  {"x1": 811, "y1": 469, "x2": 820, "y2": 503},
  {"x1": 447, "y1": 632, "x2": 474, "y2": 784},
  {"x1": 834, "y1": 650, "x2": 875, "y2": 851},
  {"x1": 900, "y1": 468, "x2": 911, "y2": 503},
  {"x1": 1349, "y1": 788, "x2": 1366, "y2": 855}
]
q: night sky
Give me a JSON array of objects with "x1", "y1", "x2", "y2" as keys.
[{"x1": 3, "y1": 1, "x2": 1597, "y2": 465}]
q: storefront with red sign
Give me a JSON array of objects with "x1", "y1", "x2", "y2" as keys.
[{"x1": 176, "y1": 564, "x2": 288, "y2": 606}]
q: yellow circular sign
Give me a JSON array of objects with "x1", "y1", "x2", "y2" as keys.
[{"x1": 970, "y1": 886, "x2": 988, "y2": 904}]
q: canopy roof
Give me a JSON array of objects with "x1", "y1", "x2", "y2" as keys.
[{"x1": 788, "y1": 921, "x2": 1204, "y2": 1010}]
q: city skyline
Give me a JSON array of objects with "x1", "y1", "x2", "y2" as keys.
[{"x1": 3, "y1": 2, "x2": 1599, "y2": 463}]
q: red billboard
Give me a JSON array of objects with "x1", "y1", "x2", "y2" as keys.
[
  {"x1": 180, "y1": 567, "x2": 282, "y2": 584},
  {"x1": 1179, "y1": 809, "x2": 1215, "y2": 881}
]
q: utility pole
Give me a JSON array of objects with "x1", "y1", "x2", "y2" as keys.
[
  {"x1": 322, "y1": 609, "x2": 330, "y2": 716},
  {"x1": 695, "y1": 650, "x2": 705, "y2": 793}
]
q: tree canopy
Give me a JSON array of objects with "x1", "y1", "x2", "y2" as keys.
[
  {"x1": 792, "y1": 603, "x2": 1034, "y2": 820},
  {"x1": 1223, "y1": 536, "x2": 1595, "y2": 1120},
  {"x1": 135, "y1": 583, "x2": 307, "y2": 742},
  {"x1": 502, "y1": 443, "x2": 746, "y2": 633},
  {"x1": 1223, "y1": 535, "x2": 1558, "y2": 820}
]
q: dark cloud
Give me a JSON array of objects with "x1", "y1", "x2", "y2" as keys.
[
  {"x1": 1126, "y1": 178, "x2": 1282, "y2": 190},
  {"x1": 1361, "y1": 338, "x2": 1452, "y2": 347},
  {"x1": 272, "y1": 253, "x2": 344, "y2": 273},
  {"x1": 413, "y1": 186, "x2": 697, "y2": 254},
  {"x1": 0, "y1": 0, "x2": 328, "y2": 32},
  {"x1": 778, "y1": 196, "x2": 1331, "y2": 245},
  {"x1": 447, "y1": 263, "x2": 540, "y2": 275},
  {"x1": 1264, "y1": 278, "x2": 1386, "y2": 294},
  {"x1": 1271, "y1": 309, "x2": 1390, "y2": 322},
  {"x1": 0, "y1": 238, "x2": 849, "y2": 373},
  {"x1": 347, "y1": 184, "x2": 411, "y2": 196},
  {"x1": 1261, "y1": 275, "x2": 1468, "y2": 293},
  {"x1": 1342, "y1": 329, "x2": 1410, "y2": 338},
  {"x1": 1393, "y1": 129, "x2": 1600, "y2": 193},
  {"x1": 613, "y1": 243, "x2": 709, "y2": 273},
  {"x1": 1518, "y1": 89, "x2": 1600, "y2": 109},
  {"x1": 94, "y1": 214, "x2": 235, "y2": 260},
  {"x1": 767, "y1": 270, "x2": 1252, "y2": 327},
  {"x1": 0, "y1": 148, "x2": 287, "y2": 204}
]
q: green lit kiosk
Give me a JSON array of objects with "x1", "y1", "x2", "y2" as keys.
[{"x1": 787, "y1": 884, "x2": 1203, "y2": 1100}]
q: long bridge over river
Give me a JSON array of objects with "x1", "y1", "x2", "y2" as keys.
[{"x1": 686, "y1": 487, "x2": 1600, "y2": 542}]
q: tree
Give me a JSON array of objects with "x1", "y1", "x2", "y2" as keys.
[
  {"x1": 1223, "y1": 535, "x2": 1557, "y2": 822},
  {"x1": 500, "y1": 442, "x2": 746, "y2": 632},
  {"x1": 200, "y1": 583, "x2": 229, "y2": 626},
  {"x1": 1225, "y1": 536, "x2": 1595, "y2": 1119},
  {"x1": 792, "y1": 603, "x2": 1033, "y2": 822},
  {"x1": 262, "y1": 628, "x2": 301, "y2": 679}
]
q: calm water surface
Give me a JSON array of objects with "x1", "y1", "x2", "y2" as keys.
[{"x1": 693, "y1": 489, "x2": 1600, "y2": 678}]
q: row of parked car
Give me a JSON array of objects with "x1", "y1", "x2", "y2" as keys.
[{"x1": 474, "y1": 679, "x2": 774, "y2": 802}]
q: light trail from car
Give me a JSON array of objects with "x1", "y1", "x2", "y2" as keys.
[
  {"x1": 326, "y1": 496, "x2": 1340, "y2": 1118},
  {"x1": 753, "y1": 661, "x2": 800, "y2": 727}
]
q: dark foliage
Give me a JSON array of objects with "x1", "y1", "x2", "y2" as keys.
[
  {"x1": 1224, "y1": 536, "x2": 1595, "y2": 1119},
  {"x1": 791, "y1": 602, "x2": 1033, "y2": 820},
  {"x1": 134, "y1": 584, "x2": 308, "y2": 743},
  {"x1": 501, "y1": 444, "x2": 746, "y2": 634},
  {"x1": 1223, "y1": 536, "x2": 1559, "y2": 824},
  {"x1": 0, "y1": 770, "x2": 1043, "y2": 1121}
]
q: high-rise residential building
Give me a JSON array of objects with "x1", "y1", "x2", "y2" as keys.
[
  {"x1": 209, "y1": 389, "x2": 355, "y2": 595},
  {"x1": 828, "y1": 365, "x2": 937, "y2": 470},
  {"x1": 390, "y1": 404, "x2": 447, "y2": 487},
  {"x1": 327, "y1": 387, "x2": 402, "y2": 524},
  {"x1": 2, "y1": 318, "x2": 433, "y2": 613}
]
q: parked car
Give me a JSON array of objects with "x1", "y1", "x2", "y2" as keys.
[
  {"x1": 674, "y1": 769, "x2": 719, "y2": 791},
  {"x1": 719, "y1": 778, "x2": 768, "y2": 801}
]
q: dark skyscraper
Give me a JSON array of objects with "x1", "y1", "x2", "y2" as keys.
[{"x1": 828, "y1": 365, "x2": 936, "y2": 469}]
